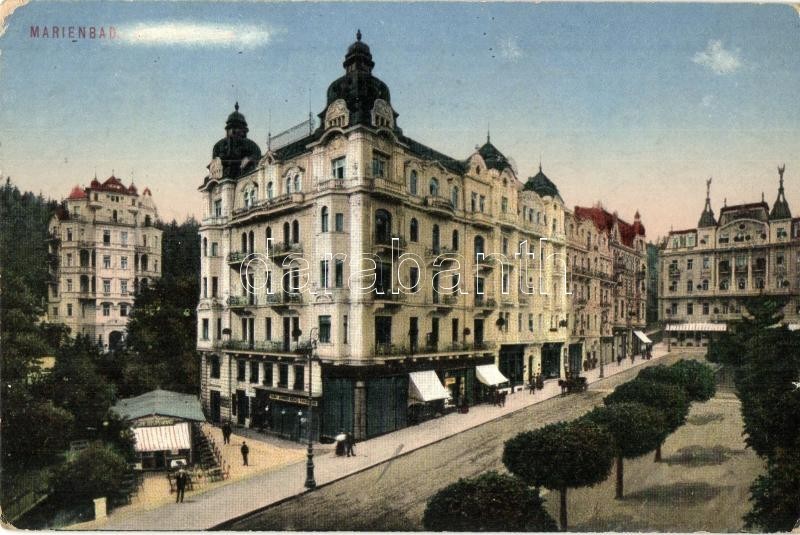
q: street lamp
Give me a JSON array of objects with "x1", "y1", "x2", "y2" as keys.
[{"x1": 305, "y1": 327, "x2": 319, "y2": 489}]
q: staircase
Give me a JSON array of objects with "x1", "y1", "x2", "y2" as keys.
[{"x1": 192, "y1": 424, "x2": 221, "y2": 471}]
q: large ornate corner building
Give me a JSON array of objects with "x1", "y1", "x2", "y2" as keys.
[
  {"x1": 196, "y1": 33, "x2": 648, "y2": 441},
  {"x1": 46, "y1": 176, "x2": 162, "y2": 350},
  {"x1": 659, "y1": 169, "x2": 800, "y2": 348}
]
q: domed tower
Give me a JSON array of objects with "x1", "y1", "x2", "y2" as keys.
[
  {"x1": 770, "y1": 164, "x2": 791, "y2": 220},
  {"x1": 319, "y1": 30, "x2": 399, "y2": 132},
  {"x1": 477, "y1": 133, "x2": 512, "y2": 172},
  {"x1": 211, "y1": 102, "x2": 263, "y2": 179},
  {"x1": 523, "y1": 163, "x2": 563, "y2": 201},
  {"x1": 698, "y1": 177, "x2": 717, "y2": 227}
]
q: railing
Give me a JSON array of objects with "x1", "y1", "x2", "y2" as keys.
[
  {"x1": 270, "y1": 242, "x2": 304, "y2": 257},
  {"x1": 374, "y1": 235, "x2": 407, "y2": 249},
  {"x1": 374, "y1": 291, "x2": 406, "y2": 302},
  {"x1": 425, "y1": 195, "x2": 454, "y2": 212},
  {"x1": 369, "y1": 177, "x2": 404, "y2": 197},
  {"x1": 202, "y1": 216, "x2": 227, "y2": 226},
  {"x1": 222, "y1": 339, "x2": 311, "y2": 354},
  {"x1": 475, "y1": 297, "x2": 497, "y2": 308}
]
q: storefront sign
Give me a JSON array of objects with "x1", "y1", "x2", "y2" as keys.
[{"x1": 269, "y1": 393, "x2": 319, "y2": 406}]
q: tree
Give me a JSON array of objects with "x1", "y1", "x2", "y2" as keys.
[
  {"x1": 637, "y1": 361, "x2": 716, "y2": 402},
  {"x1": 503, "y1": 420, "x2": 614, "y2": 530},
  {"x1": 423, "y1": 471, "x2": 558, "y2": 532},
  {"x1": 604, "y1": 379, "x2": 689, "y2": 462},
  {"x1": 583, "y1": 403, "x2": 668, "y2": 498},
  {"x1": 51, "y1": 442, "x2": 130, "y2": 506},
  {"x1": 745, "y1": 439, "x2": 800, "y2": 532}
]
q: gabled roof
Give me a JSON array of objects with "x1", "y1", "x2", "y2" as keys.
[
  {"x1": 574, "y1": 205, "x2": 645, "y2": 247},
  {"x1": 111, "y1": 389, "x2": 205, "y2": 422},
  {"x1": 67, "y1": 185, "x2": 87, "y2": 200}
]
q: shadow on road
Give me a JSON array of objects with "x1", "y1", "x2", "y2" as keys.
[
  {"x1": 663, "y1": 445, "x2": 745, "y2": 467},
  {"x1": 687, "y1": 412, "x2": 725, "y2": 426},
  {"x1": 623, "y1": 482, "x2": 729, "y2": 505}
]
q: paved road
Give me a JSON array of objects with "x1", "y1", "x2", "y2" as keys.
[{"x1": 229, "y1": 354, "x2": 691, "y2": 531}]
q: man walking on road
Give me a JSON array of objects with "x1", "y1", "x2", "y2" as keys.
[
  {"x1": 222, "y1": 422, "x2": 232, "y2": 444},
  {"x1": 175, "y1": 469, "x2": 188, "y2": 503},
  {"x1": 345, "y1": 432, "x2": 355, "y2": 457},
  {"x1": 241, "y1": 441, "x2": 249, "y2": 466}
]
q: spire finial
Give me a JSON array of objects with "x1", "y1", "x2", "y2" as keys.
[
  {"x1": 724, "y1": 197, "x2": 727, "y2": 207},
  {"x1": 539, "y1": 153, "x2": 542, "y2": 173},
  {"x1": 234, "y1": 101, "x2": 240, "y2": 112},
  {"x1": 356, "y1": 29, "x2": 362, "y2": 42},
  {"x1": 762, "y1": 191, "x2": 765, "y2": 202},
  {"x1": 706, "y1": 177, "x2": 712, "y2": 199},
  {"x1": 778, "y1": 163, "x2": 786, "y2": 190}
]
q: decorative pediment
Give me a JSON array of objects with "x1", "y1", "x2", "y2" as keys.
[
  {"x1": 209, "y1": 157, "x2": 223, "y2": 180},
  {"x1": 371, "y1": 99, "x2": 394, "y2": 129},
  {"x1": 325, "y1": 99, "x2": 350, "y2": 129}
]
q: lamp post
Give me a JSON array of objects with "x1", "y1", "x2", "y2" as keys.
[{"x1": 305, "y1": 327, "x2": 319, "y2": 489}]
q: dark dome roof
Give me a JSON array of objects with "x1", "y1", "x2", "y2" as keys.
[
  {"x1": 322, "y1": 31, "x2": 394, "y2": 129},
  {"x1": 524, "y1": 166, "x2": 562, "y2": 199},
  {"x1": 225, "y1": 102, "x2": 248, "y2": 132},
  {"x1": 477, "y1": 137, "x2": 511, "y2": 171}
]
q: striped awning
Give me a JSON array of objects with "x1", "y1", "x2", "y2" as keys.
[
  {"x1": 633, "y1": 330, "x2": 653, "y2": 344},
  {"x1": 409, "y1": 370, "x2": 451, "y2": 403},
  {"x1": 665, "y1": 323, "x2": 727, "y2": 332},
  {"x1": 132, "y1": 422, "x2": 191, "y2": 453},
  {"x1": 475, "y1": 364, "x2": 510, "y2": 387}
]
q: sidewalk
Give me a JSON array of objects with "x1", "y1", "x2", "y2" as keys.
[{"x1": 97, "y1": 345, "x2": 672, "y2": 531}]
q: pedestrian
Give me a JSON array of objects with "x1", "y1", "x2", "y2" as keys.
[
  {"x1": 345, "y1": 432, "x2": 356, "y2": 457},
  {"x1": 222, "y1": 422, "x2": 231, "y2": 444},
  {"x1": 500, "y1": 391, "x2": 507, "y2": 407},
  {"x1": 175, "y1": 468, "x2": 188, "y2": 503},
  {"x1": 241, "y1": 441, "x2": 249, "y2": 466}
]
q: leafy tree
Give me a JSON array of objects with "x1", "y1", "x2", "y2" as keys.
[
  {"x1": 637, "y1": 360, "x2": 716, "y2": 402},
  {"x1": 745, "y1": 439, "x2": 800, "y2": 532},
  {"x1": 50, "y1": 442, "x2": 130, "y2": 506},
  {"x1": 503, "y1": 420, "x2": 614, "y2": 530},
  {"x1": 604, "y1": 379, "x2": 689, "y2": 462},
  {"x1": 583, "y1": 403, "x2": 668, "y2": 498},
  {"x1": 423, "y1": 471, "x2": 558, "y2": 532}
]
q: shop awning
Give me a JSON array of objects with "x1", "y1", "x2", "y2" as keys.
[
  {"x1": 475, "y1": 364, "x2": 510, "y2": 387},
  {"x1": 408, "y1": 370, "x2": 451, "y2": 403},
  {"x1": 633, "y1": 330, "x2": 653, "y2": 344},
  {"x1": 132, "y1": 422, "x2": 191, "y2": 453},
  {"x1": 665, "y1": 323, "x2": 727, "y2": 332}
]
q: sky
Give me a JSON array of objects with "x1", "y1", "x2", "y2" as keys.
[{"x1": 1, "y1": 1, "x2": 799, "y2": 240}]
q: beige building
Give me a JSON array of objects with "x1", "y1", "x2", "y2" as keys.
[
  {"x1": 659, "y1": 169, "x2": 800, "y2": 348},
  {"x1": 47, "y1": 176, "x2": 162, "y2": 349},
  {"x1": 197, "y1": 33, "x2": 644, "y2": 441}
]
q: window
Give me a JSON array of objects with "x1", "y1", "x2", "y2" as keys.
[
  {"x1": 249, "y1": 362, "x2": 259, "y2": 384},
  {"x1": 121, "y1": 231, "x2": 128, "y2": 246},
  {"x1": 103, "y1": 230, "x2": 111, "y2": 245},
  {"x1": 479, "y1": 195, "x2": 486, "y2": 212},
  {"x1": 319, "y1": 206, "x2": 330, "y2": 233},
  {"x1": 451, "y1": 186, "x2": 459, "y2": 209},
  {"x1": 343, "y1": 315, "x2": 348, "y2": 344},
  {"x1": 410, "y1": 218, "x2": 419, "y2": 242},
  {"x1": 263, "y1": 363, "x2": 273, "y2": 386},
  {"x1": 67, "y1": 279, "x2": 73, "y2": 291},
  {"x1": 320, "y1": 260, "x2": 330, "y2": 289},
  {"x1": 687, "y1": 280, "x2": 693, "y2": 292},
  {"x1": 409, "y1": 170, "x2": 418, "y2": 195},
  {"x1": 292, "y1": 220, "x2": 299, "y2": 243},
  {"x1": 203, "y1": 277, "x2": 208, "y2": 298},
  {"x1": 319, "y1": 315, "x2": 331, "y2": 343},
  {"x1": 293, "y1": 175, "x2": 300, "y2": 192},
  {"x1": 529, "y1": 314, "x2": 534, "y2": 332},
  {"x1": 332, "y1": 157, "x2": 346, "y2": 179},
  {"x1": 335, "y1": 259, "x2": 344, "y2": 288},
  {"x1": 210, "y1": 356, "x2": 220, "y2": 379},
  {"x1": 211, "y1": 242, "x2": 219, "y2": 256},
  {"x1": 278, "y1": 364, "x2": 288, "y2": 388},
  {"x1": 452, "y1": 230, "x2": 459, "y2": 251},
  {"x1": 67, "y1": 303, "x2": 73, "y2": 316},
  {"x1": 216, "y1": 318, "x2": 222, "y2": 340},
  {"x1": 738, "y1": 278, "x2": 746, "y2": 290},
  {"x1": 471, "y1": 192, "x2": 478, "y2": 212},
  {"x1": 703, "y1": 257, "x2": 710, "y2": 269},
  {"x1": 372, "y1": 153, "x2": 388, "y2": 178},
  {"x1": 687, "y1": 258, "x2": 693, "y2": 270},
  {"x1": 686, "y1": 303, "x2": 694, "y2": 315},
  {"x1": 66, "y1": 253, "x2": 72, "y2": 267},
  {"x1": 265, "y1": 317, "x2": 272, "y2": 340},
  {"x1": 102, "y1": 303, "x2": 111, "y2": 317},
  {"x1": 335, "y1": 213, "x2": 344, "y2": 232},
  {"x1": 777, "y1": 254, "x2": 785, "y2": 265},
  {"x1": 237, "y1": 360, "x2": 246, "y2": 382},
  {"x1": 202, "y1": 318, "x2": 209, "y2": 340},
  {"x1": 702, "y1": 279, "x2": 708, "y2": 291},
  {"x1": 120, "y1": 256, "x2": 128, "y2": 270},
  {"x1": 501, "y1": 197, "x2": 508, "y2": 213},
  {"x1": 702, "y1": 302, "x2": 709, "y2": 315},
  {"x1": 267, "y1": 182, "x2": 274, "y2": 199},
  {"x1": 103, "y1": 255, "x2": 111, "y2": 269},
  {"x1": 103, "y1": 279, "x2": 111, "y2": 294},
  {"x1": 410, "y1": 266, "x2": 420, "y2": 290},
  {"x1": 429, "y1": 177, "x2": 439, "y2": 197},
  {"x1": 686, "y1": 235, "x2": 696, "y2": 247},
  {"x1": 121, "y1": 280, "x2": 128, "y2": 295},
  {"x1": 213, "y1": 199, "x2": 222, "y2": 217},
  {"x1": 293, "y1": 365, "x2": 304, "y2": 390}
]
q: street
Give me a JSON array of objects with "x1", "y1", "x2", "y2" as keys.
[{"x1": 229, "y1": 353, "x2": 761, "y2": 531}]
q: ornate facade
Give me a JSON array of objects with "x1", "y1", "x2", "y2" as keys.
[
  {"x1": 659, "y1": 170, "x2": 800, "y2": 347},
  {"x1": 46, "y1": 176, "x2": 162, "y2": 349},
  {"x1": 196, "y1": 33, "x2": 647, "y2": 441}
]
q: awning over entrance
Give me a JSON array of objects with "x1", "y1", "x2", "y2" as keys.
[
  {"x1": 633, "y1": 330, "x2": 653, "y2": 344},
  {"x1": 665, "y1": 323, "x2": 727, "y2": 332},
  {"x1": 475, "y1": 364, "x2": 510, "y2": 386},
  {"x1": 408, "y1": 370, "x2": 450, "y2": 403},
  {"x1": 132, "y1": 422, "x2": 191, "y2": 453}
]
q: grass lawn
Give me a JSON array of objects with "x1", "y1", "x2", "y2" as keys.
[{"x1": 543, "y1": 388, "x2": 764, "y2": 532}]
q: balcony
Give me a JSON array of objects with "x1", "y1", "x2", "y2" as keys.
[
  {"x1": 474, "y1": 296, "x2": 497, "y2": 309},
  {"x1": 434, "y1": 294, "x2": 458, "y2": 310},
  {"x1": 233, "y1": 193, "x2": 304, "y2": 218},
  {"x1": 374, "y1": 291, "x2": 406, "y2": 304},
  {"x1": 369, "y1": 177, "x2": 405, "y2": 201},
  {"x1": 476, "y1": 256, "x2": 496, "y2": 271},
  {"x1": 424, "y1": 195, "x2": 454, "y2": 216},
  {"x1": 425, "y1": 246, "x2": 457, "y2": 264},
  {"x1": 201, "y1": 216, "x2": 227, "y2": 226},
  {"x1": 222, "y1": 339, "x2": 310, "y2": 355},
  {"x1": 471, "y1": 211, "x2": 493, "y2": 230},
  {"x1": 270, "y1": 242, "x2": 303, "y2": 259},
  {"x1": 227, "y1": 295, "x2": 256, "y2": 308},
  {"x1": 374, "y1": 235, "x2": 407, "y2": 252},
  {"x1": 498, "y1": 212, "x2": 518, "y2": 230}
]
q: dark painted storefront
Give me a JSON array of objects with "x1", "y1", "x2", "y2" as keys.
[
  {"x1": 541, "y1": 343, "x2": 563, "y2": 379},
  {"x1": 499, "y1": 344, "x2": 525, "y2": 387},
  {"x1": 568, "y1": 343, "x2": 583, "y2": 375}
]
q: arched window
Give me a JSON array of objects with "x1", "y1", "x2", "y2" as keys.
[
  {"x1": 241, "y1": 232, "x2": 247, "y2": 253},
  {"x1": 375, "y1": 209, "x2": 392, "y2": 244},
  {"x1": 410, "y1": 218, "x2": 419, "y2": 242},
  {"x1": 144, "y1": 215, "x2": 152, "y2": 227},
  {"x1": 432, "y1": 224, "x2": 440, "y2": 253},
  {"x1": 267, "y1": 182, "x2": 274, "y2": 199},
  {"x1": 203, "y1": 237, "x2": 208, "y2": 256},
  {"x1": 474, "y1": 235, "x2": 485, "y2": 256},
  {"x1": 285, "y1": 176, "x2": 292, "y2": 194},
  {"x1": 248, "y1": 231, "x2": 254, "y2": 253},
  {"x1": 141, "y1": 254, "x2": 149, "y2": 272},
  {"x1": 429, "y1": 177, "x2": 439, "y2": 197},
  {"x1": 293, "y1": 174, "x2": 301, "y2": 193},
  {"x1": 321, "y1": 207, "x2": 329, "y2": 233},
  {"x1": 409, "y1": 170, "x2": 418, "y2": 195},
  {"x1": 283, "y1": 222, "x2": 290, "y2": 245},
  {"x1": 452, "y1": 229, "x2": 459, "y2": 251},
  {"x1": 112, "y1": 210, "x2": 118, "y2": 222},
  {"x1": 451, "y1": 186, "x2": 459, "y2": 208},
  {"x1": 265, "y1": 226, "x2": 272, "y2": 246},
  {"x1": 292, "y1": 220, "x2": 300, "y2": 243}
]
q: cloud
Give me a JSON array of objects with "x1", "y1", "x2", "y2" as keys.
[
  {"x1": 701, "y1": 94, "x2": 714, "y2": 108},
  {"x1": 117, "y1": 21, "x2": 276, "y2": 48},
  {"x1": 498, "y1": 37, "x2": 523, "y2": 61},
  {"x1": 692, "y1": 40, "x2": 742, "y2": 75}
]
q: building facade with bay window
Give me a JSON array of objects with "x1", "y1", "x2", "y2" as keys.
[{"x1": 197, "y1": 32, "x2": 647, "y2": 441}]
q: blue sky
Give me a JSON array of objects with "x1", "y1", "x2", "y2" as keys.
[{"x1": 1, "y1": 2, "x2": 799, "y2": 238}]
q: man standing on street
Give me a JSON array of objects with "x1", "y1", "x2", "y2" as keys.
[
  {"x1": 345, "y1": 432, "x2": 355, "y2": 457},
  {"x1": 175, "y1": 468, "x2": 188, "y2": 503},
  {"x1": 222, "y1": 422, "x2": 232, "y2": 444},
  {"x1": 241, "y1": 441, "x2": 249, "y2": 466}
]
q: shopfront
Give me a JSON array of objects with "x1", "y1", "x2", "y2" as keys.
[
  {"x1": 568, "y1": 343, "x2": 583, "y2": 375},
  {"x1": 499, "y1": 344, "x2": 525, "y2": 388},
  {"x1": 259, "y1": 391, "x2": 320, "y2": 443},
  {"x1": 541, "y1": 343, "x2": 563, "y2": 379}
]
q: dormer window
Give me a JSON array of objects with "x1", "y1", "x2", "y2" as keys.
[
  {"x1": 325, "y1": 99, "x2": 349, "y2": 129},
  {"x1": 371, "y1": 99, "x2": 393, "y2": 129}
]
